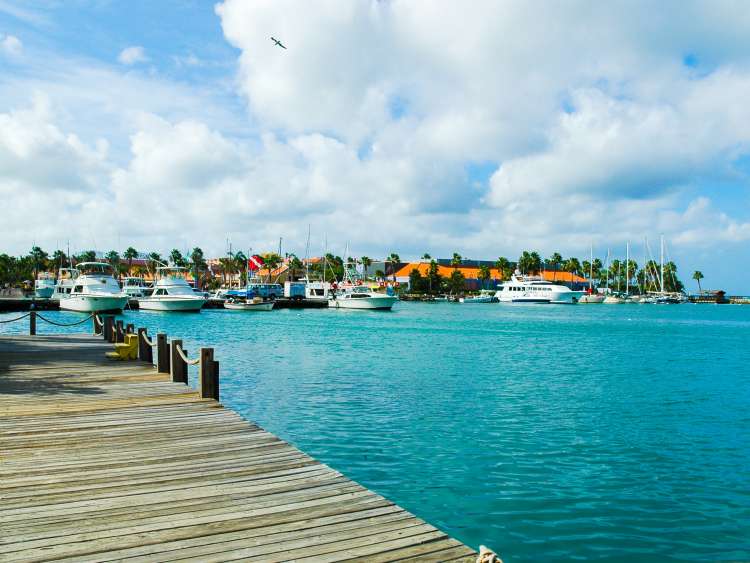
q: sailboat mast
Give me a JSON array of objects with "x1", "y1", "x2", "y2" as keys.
[
  {"x1": 626, "y1": 241, "x2": 630, "y2": 297},
  {"x1": 660, "y1": 234, "x2": 664, "y2": 293},
  {"x1": 589, "y1": 243, "x2": 593, "y2": 290}
]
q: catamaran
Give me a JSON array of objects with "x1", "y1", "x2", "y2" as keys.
[
  {"x1": 137, "y1": 267, "x2": 206, "y2": 312},
  {"x1": 58, "y1": 262, "x2": 129, "y2": 313}
]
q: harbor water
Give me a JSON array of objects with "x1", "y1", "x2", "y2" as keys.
[{"x1": 2, "y1": 302, "x2": 749, "y2": 561}]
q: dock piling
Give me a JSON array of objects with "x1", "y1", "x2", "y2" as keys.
[
  {"x1": 29, "y1": 311, "x2": 36, "y2": 336},
  {"x1": 170, "y1": 338, "x2": 188, "y2": 384},
  {"x1": 156, "y1": 333, "x2": 169, "y2": 373},
  {"x1": 103, "y1": 316, "x2": 114, "y2": 342},
  {"x1": 115, "y1": 320, "x2": 124, "y2": 343},
  {"x1": 137, "y1": 328, "x2": 153, "y2": 363},
  {"x1": 199, "y1": 347, "x2": 219, "y2": 400}
]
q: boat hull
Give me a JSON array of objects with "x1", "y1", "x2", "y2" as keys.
[
  {"x1": 59, "y1": 295, "x2": 129, "y2": 313},
  {"x1": 137, "y1": 297, "x2": 206, "y2": 312},
  {"x1": 35, "y1": 287, "x2": 54, "y2": 299},
  {"x1": 578, "y1": 294, "x2": 605, "y2": 304},
  {"x1": 459, "y1": 297, "x2": 496, "y2": 303},
  {"x1": 498, "y1": 291, "x2": 584, "y2": 304},
  {"x1": 224, "y1": 301, "x2": 275, "y2": 311},
  {"x1": 330, "y1": 296, "x2": 398, "y2": 310}
]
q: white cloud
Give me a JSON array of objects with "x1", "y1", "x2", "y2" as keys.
[
  {"x1": 118, "y1": 46, "x2": 147, "y2": 65},
  {"x1": 1, "y1": 33, "x2": 22, "y2": 56}
]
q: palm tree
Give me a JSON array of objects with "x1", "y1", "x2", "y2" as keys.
[
  {"x1": 548, "y1": 252, "x2": 562, "y2": 281},
  {"x1": 451, "y1": 252, "x2": 462, "y2": 269},
  {"x1": 147, "y1": 252, "x2": 162, "y2": 279},
  {"x1": 105, "y1": 250, "x2": 120, "y2": 280},
  {"x1": 123, "y1": 247, "x2": 138, "y2": 276},
  {"x1": 692, "y1": 270, "x2": 704, "y2": 294},
  {"x1": 375, "y1": 269, "x2": 386, "y2": 281},
  {"x1": 478, "y1": 264, "x2": 491, "y2": 289},
  {"x1": 29, "y1": 246, "x2": 49, "y2": 279},
  {"x1": 288, "y1": 254, "x2": 304, "y2": 281},
  {"x1": 360, "y1": 256, "x2": 372, "y2": 280},
  {"x1": 421, "y1": 253, "x2": 431, "y2": 261},
  {"x1": 564, "y1": 257, "x2": 581, "y2": 276},
  {"x1": 169, "y1": 249, "x2": 185, "y2": 267},
  {"x1": 190, "y1": 247, "x2": 206, "y2": 289},
  {"x1": 387, "y1": 253, "x2": 400, "y2": 283},
  {"x1": 494, "y1": 257, "x2": 511, "y2": 280},
  {"x1": 234, "y1": 251, "x2": 247, "y2": 284}
]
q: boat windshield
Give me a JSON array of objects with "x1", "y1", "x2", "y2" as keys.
[{"x1": 77, "y1": 263, "x2": 114, "y2": 276}]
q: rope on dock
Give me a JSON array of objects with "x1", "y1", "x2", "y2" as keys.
[
  {"x1": 140, "y1": 331, "x2": 155, "y2": 347},
  {"x1": 93, "y1": 314, "x2": 103, "y2": 329},
  {"x1": 175, "y1": 343, "x2": 201, "y2": 366},
  {"x1": 476, "y1": 546, "x2": 502, "y2": 563},
  {"x1": 36, "y1": 313, "x2": 95, "y2": 327},
  {"x1": 0, "y1": 312, "x2": 32, "y2": 323}
]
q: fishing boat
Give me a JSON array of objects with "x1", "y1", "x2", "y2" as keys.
[
  {"x1": 121, "y1": 277, "x2": 150, "y2": 298},
  {"x1": 329, "y1": 256, "x2": 397, "y2": 310},
  {"x1": 603, "y1": 294, "x2": 626, "y2": 304},
  {"x1": 224, "y1": 297, "x2": 275, "y2": 311},
  {"x1": 137, "y1": 267, "x2": 206, "y2": 312},
  {"x1": 51, "y1": 268, "x2": 77, "y2": 301},
  {"x1": 459, "y1": 290, "x2": 497, "y2": 303},
  {"x1": 34, "y1": 272, "x2": 56, "y2": 298},
  {"x1": 58, "y1": 262, "x2": 129, "y2": 313},
  {"x1": 494, "y1": 270, "x2": 584, "y2": 304}
]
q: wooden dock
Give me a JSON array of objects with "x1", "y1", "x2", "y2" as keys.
[{"x1": 0, "y1": 334, "x2": 477, "y2": 562}]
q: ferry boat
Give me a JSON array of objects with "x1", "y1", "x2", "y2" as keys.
[
  {"x1": 34, "y1": 272, "x2": 56, "y2": 298},
  {"x1": 494, "y1": 270, "x2": 584, "y2": 304},
  {"x1": 58, "y1": 262, "x2": 129, "y2": 313},
  {"x1": 137, "y1": 267, "x2": 206, "y2": 312}
]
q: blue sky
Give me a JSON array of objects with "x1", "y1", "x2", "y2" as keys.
[{"x1": 1, "y1": 1, "x2": 750, "y2": 292}]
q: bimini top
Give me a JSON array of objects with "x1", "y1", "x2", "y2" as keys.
[{"x1": 76, "y1": 262, "x2": 116, "y2": 276}]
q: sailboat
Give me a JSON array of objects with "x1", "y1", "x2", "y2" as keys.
[
  {"x1": 603, "y1": 250, "x2": 626, "y2": 304},
  {"x1": 579, "y1": 244, "x2": 604, "y2": 303}
]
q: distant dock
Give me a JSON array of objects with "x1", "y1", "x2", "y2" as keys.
[{"x1": 0, "y1": 329, "x2": 477, "y2": 561}]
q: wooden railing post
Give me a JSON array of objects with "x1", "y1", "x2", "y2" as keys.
[
  {"x1": 137, "y1": 328, "x2": 152, "y2": 363},
  {"x1": 170, "y1": 339, "x2": 187, "y2": 384},
  {"x1": 103, "y1": 316, "x2": 114, "y2": 342},
  {"x1": 93, "y1": 315, "x2": 101, "y2": 336},
  {"x1": 29, "y1": 310, "x2": 36, "y2": 336},
  {"x1": 115, "y1": 320, "x2": 125, "y2": 343},
  {"x1": 156, "y1": 333, "x2": 169, "y2": 373},
  {"x1": 199, "y1": 348, "x2": 219, "y2": 400}
]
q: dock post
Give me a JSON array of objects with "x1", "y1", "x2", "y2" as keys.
[
  {"x1": 103, "y1": 316, "x2": 114, "y2": 342},
  {"x1": 115, "y1": 320, "x2": 125, "y2": 343},
  {"x1": 137, "y1": 328, "x2": 152, "y2": 363},
  {"x1": 156, "y1": 333, "x2": 169, "y2": 373},
  {"x1": 29, "y1": 311, "x2": 36, "y2": 336},
  {"x1": 199, "y1": 348, "x2": 219, "y2": 400},
  {"x1": 126, "y1": 323, "x2": 134, "y2": 334},
  {"x1": 170, "y1": 339, "x2": 187, "y2": 384}
]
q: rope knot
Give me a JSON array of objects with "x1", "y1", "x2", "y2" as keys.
[{"x1": 476, "y1": 545, "x2": 502, "y2": 563}]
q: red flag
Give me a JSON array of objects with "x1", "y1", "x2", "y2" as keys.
[{"x1": 248, "y1": 255, "x2": 264, "y2": 271}]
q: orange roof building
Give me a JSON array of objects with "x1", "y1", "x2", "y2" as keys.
[{"x1": 393, "y1": 262, "x2": 587, "y2": 284}]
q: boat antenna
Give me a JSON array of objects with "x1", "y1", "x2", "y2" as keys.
[
  {"x1": 304, "y1": 225, "x2": 311, "y2": 281},
  {"x1": 625, "y1": 241, "x2": 630, "y2": 297}
]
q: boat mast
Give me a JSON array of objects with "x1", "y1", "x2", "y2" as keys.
[
  {"x1": 625, "y1": 241, "x2": 630, "y2": 297},
  {"x1": 660, "y1": 234, "x2": 664, "y2": 294},
  {"x1": 589, "y1": 243, "x2": 593, "y2": 291}
]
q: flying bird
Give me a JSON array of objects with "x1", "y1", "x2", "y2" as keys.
[{"x1": 271, "y1": 37, "x2": 287, "y2": 50}]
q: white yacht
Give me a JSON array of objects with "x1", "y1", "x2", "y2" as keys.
[
  {"x1": 330, "y1": 286, "x2": 398, "y2": 310},
  {"x1": 137, "y1": 267, "x2": 206, "y2": 312},
  {"x1": 34, "y1": 272, "x2": 56, "y2": 298},
  {"x1": 121, "y1": 277, "x2": 150, "y2": 298},
  {"x1": 459, "y1": 290, "x2": 497, "y2": 303},
  {"x1": 494, "y1": 270, "x2": 584, "y2": 304},
  {"x1": 58, "y1": 262, "x2": 129, "y2": 313},
  {"x1": 51, "y1": 268, "x2": 78, "y2": 301}
]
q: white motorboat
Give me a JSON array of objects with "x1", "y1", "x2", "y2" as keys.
[
  {"x1": 459, "y1": 290, "x2": 497, "y2": 303},
  {"x1": 137, "y1": 267, "x2": 206, "y2": 312},
  {"x1": 579, "y1": 292, "x2": 605, "y2": 303},
  {"x1": 330, "y1": 286, "x2": 398, "y2": 310},
  {"x1": 224, "y1": 297, "x2": 275, "y2": 311},
  {"x1": 494, "y1": 270, "x2": 584, "y2": 304},
  {"x1": 58, "y1": 262, "x2": 129, "y2": 313},
  {"x1": 51, "y1": 268, "x2": 77, "y2": 301},
  {"x1": 122, "y1": 276, "x2": 150, "y2": 298},
  {"x1": 603, "y1": 294, "x2": 627, "y2": 304},
  {"x1": 34, "y1": 272, "x2": 56, "y2": 298}
]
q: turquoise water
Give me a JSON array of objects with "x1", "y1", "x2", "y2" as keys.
[{"x1": 2, "y1": 303, "x2": 749, "y2": 561}]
